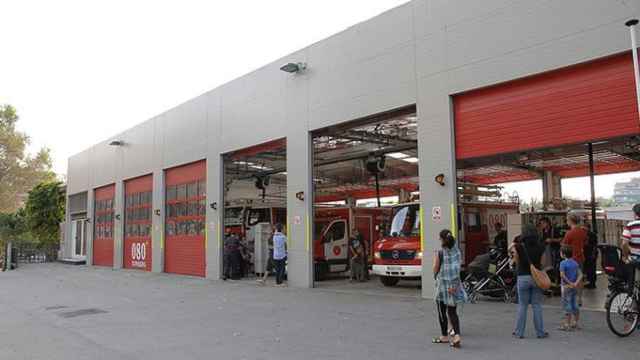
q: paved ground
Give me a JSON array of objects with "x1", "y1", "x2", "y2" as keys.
[{"x1": 0, "y1": 264, "x2": 637, "y2": 360}]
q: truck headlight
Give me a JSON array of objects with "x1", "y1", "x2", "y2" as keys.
[
  {"x1": 374, "y1": 251, "x2": 381, "y2": 259},
  {"x1": 415, "y1": 251, "x2": 423, "y2": 260}
]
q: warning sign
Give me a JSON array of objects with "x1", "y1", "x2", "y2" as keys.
[{"x1": 432, "y1": 206, "x2": 442, "y2": 222}]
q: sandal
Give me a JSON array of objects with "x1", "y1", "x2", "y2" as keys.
[
  {"x1": 432, "y1": 336, "x2": 449, "y2": 344},
  {"x1": 450, "y1": 336, "x2": 461, "y2": 348},
  {"x1": 557, "y1": 324, "x2": 572, "y2": 331}
]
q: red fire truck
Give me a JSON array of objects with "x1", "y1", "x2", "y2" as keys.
[
  {"x1": 373, "y1": 194, "x2": 519, "y2": 286},
  {"x1": 313, "y1": 206, "x2": 391, "y2": 280},
  {"x1": 224, "y1": 204, "x2": 390, "y2": 280}
]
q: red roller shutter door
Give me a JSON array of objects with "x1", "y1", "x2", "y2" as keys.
[
  {"x1": 124, "y1": 175, "x2": 153, "y2": 271},
  {"x1": 165, "y1": 161, "x2": 206, "y2": 277},
  {"x1": 454, "y1": 52, "x2": 640, "y2": 160},
  {"x1": 93, "y1": 184, "x2": 115, "y2": 267}
]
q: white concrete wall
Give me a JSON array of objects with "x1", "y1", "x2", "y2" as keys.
[{"x1": 66, "y1": 0, "x2": 640, "y2": 296}]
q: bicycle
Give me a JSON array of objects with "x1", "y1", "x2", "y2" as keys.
[{"x1": 599, "y1": 245, "x2": 640, "y2": 337}]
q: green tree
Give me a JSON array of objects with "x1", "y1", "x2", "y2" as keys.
[
  {"x1": 0, "y1": 104, "x2": 55, "y2": 213},
  {"x1": 25, "y1": 181, "x2": 65, "y2": 247},
  {"x1": 596, "y1": 196, "x2": 615, "y2": 208},
  {"x1": 0, "y1": 209, "x2": 29, "y2": 246}
]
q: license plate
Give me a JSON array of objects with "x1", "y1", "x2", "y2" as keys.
[{"x1": 387, "y1": 266, "x2": 401, "y2": 271}]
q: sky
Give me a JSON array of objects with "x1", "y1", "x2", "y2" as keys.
[
  {"x1": 499, "y1": 171, "x2": 640, "y2": 204},
  {"x1": 0, "y1": 0, "x2": 409, "y2": 175},
  {"x1": 1, "y1": 0, "x2": 638, "y2": 203}
]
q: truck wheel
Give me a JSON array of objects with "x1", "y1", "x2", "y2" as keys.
[{"x1": 380, "y1": 276, "x2": 399, "y2": 287}]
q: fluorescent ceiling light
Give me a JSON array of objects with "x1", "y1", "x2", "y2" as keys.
[
  {"x1": 402, "y1": 157, "x2": 419, "y2": 163},
  {"x1": 388, "y1": 152, "x2": 409, "y2": 159}
]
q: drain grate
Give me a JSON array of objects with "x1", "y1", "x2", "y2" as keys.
[
  {"x1": 45, "y1": 305, "x2": 69, "y2": 311},
  {"x1": 58, "y1": 308, "x2": 108, "y2": 318}
]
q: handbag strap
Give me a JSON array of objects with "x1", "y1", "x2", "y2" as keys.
[{"x1": 521, "y1": 243, "x2": 540, "y2": 270}]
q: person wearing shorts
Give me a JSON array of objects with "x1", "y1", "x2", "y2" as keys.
[{"x1": 559, "y1": 246, "x2": 582, "y2": 331}]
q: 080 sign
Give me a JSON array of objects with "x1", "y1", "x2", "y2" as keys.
[{"x1": 131, "y1": 242, "x2": 147, "y2": 268}]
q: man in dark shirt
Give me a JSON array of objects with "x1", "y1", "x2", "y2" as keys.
[
  {"x1": 223, "y1": 233, "x2": 241, "y2": 280},
  {"x1": 349, "y1": 230, "x2": 365, "y2": 282},
  {"x1": 538, "y1": 217, "x2": 561, "y2": 286},
  {"x1": 493, "y1": 222, "x2": 508, "y2": 254},
  {"x1": 582, "y1": 223, "x2": 598, "y2": 289}
]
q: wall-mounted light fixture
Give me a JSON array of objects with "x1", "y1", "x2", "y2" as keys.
[
  {"x1": 296, "y1": 191, "x2": 305, "y2": 201},
  {"x1": 86, "y1": 218, "x2": 91, "y2": 223},
  {"x1": 154, "y1": 209, "x2": 161, "y2": 216},
  {"x1": 210, "y1": 202, "x2": 217, "y2": 210},
  {"x1": 108, "y1": 140, "x2": 124, "y2": 146},
  {"x1": 434, "y1": 173, "x2": 445, "y2": 187},
  {"x1": 280, "y1": 62, "x2": 307, "y2": 74},
  {"x1": 115, "y1": 214, "x2": 121, "y2": 220}
]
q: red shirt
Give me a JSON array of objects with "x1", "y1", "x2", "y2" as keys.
[{"x1": 563, "y1": 227, "x2": 586, "y2": 263}]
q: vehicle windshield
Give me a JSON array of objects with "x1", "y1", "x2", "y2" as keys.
[
  {"x1": 247, "y1": 208, "x2": 271, "y2": 226},
  {"x1": 314, "y1": 221, "x2": 329, "y2": 240},
  {"x1": 388, "y1": 204, "x2": 420, "y2": 237},
  {"x1": 224, "y1": 207, "x2": 244, "y2": 226}
]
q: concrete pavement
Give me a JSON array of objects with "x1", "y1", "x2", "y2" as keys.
[{"x1": 0, "y1": 263, "x2": 636, "y2": 360}]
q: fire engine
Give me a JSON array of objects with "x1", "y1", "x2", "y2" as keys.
[
  {"x1": 372, "y1": 185, "x2": 519, "y2": 286},
  {"x1": 313, "y1": 206, "x2": 391, "y2": 280},
  {"x1": 224, "y1": 203, "x2": 390, "y2": 280}
]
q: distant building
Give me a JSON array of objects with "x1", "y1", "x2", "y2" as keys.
[
  {"x1": 604, "y1": 206, "x2": 635, "y2": 222},
  {"x1": 613, "y1": 178, "x2": 640, "y2": 205}
]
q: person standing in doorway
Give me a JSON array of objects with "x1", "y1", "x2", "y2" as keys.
[
  {"x1": 538, "y1": 217, "x2": 561, "y2": 289},
  {"x1": 511, "y1": 224, "x2": 548, "y2": 339},
  {"x1": 563, "y1": 214, "x2": 586, "y2": 305},
  {"x1": 432, "y1": 229, "x2": 466, "y2": 348},
  {"x1": 223, "y1": 232, "x2": 240, "y2": 280},
  {"x1": 272, "y1": 223, "x2": 288, "y2": 287},
  {"x1": 582, "y1": 223, "x2": 598, "y2": 289},
  {"x1": 349, "y1": 230, "x2": 365, "y2": 282},
  {"x1": 493, "y1": 222, "x2": 508, "y2": 254},
  {"x1": 358, "y1": 229, "x2": 370, "y2": 280}
]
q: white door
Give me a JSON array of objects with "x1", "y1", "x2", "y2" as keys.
[
  {"x1": 323, "y1": 220, "x2": 348, "y2": 271},
  {"x1": 71, "y1": 219, "x2": 87, "y2": 259}
]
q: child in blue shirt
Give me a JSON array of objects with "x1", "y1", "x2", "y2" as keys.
[{"x1": 559, "y1": 246, "x2": 582, "y2": 331}]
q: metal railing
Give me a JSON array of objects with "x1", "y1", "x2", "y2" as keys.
[{"x1": 14, "y1": 244, "x2": 59, "y2": 263}]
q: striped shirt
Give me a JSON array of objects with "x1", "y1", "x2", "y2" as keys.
[{"x1": 622, "y1": 219, "x2": 640, "y2": 256}]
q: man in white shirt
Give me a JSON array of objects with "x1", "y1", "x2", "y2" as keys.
[
  {"x1": 272, "y1": 223, "x2": 287, "y2": 287},
  {"x1": 622, "y1": 204, "x2": 640, "y2": 283}
]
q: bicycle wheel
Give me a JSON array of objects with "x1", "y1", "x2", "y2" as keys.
[{"x1": 606, "y1": 291, "x2": 639, "y2": 337}]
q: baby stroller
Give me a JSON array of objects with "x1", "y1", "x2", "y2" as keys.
[{"x1": 463, "y1": 247, "x2": 516, "y2": 303}]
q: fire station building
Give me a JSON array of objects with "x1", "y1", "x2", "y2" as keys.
[{"x1": 62, "y1": 0, "x2": 640, "y2": 298}]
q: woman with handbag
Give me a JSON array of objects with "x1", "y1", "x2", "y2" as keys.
[
  {"x1": 511, "y1": 224, "x2": 549, "y2": 339},
  {"x1": 432, "y1": 229, "x2": 467, "y2": 348}
]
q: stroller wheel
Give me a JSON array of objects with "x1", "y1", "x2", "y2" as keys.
[{"x1": 468, "y1": 290, "x2": 479, "y2": 304}]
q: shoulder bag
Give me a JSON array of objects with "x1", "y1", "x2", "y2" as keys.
[{"x1": 522, "y1": 244, "x2": 551, "y2": 290}]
